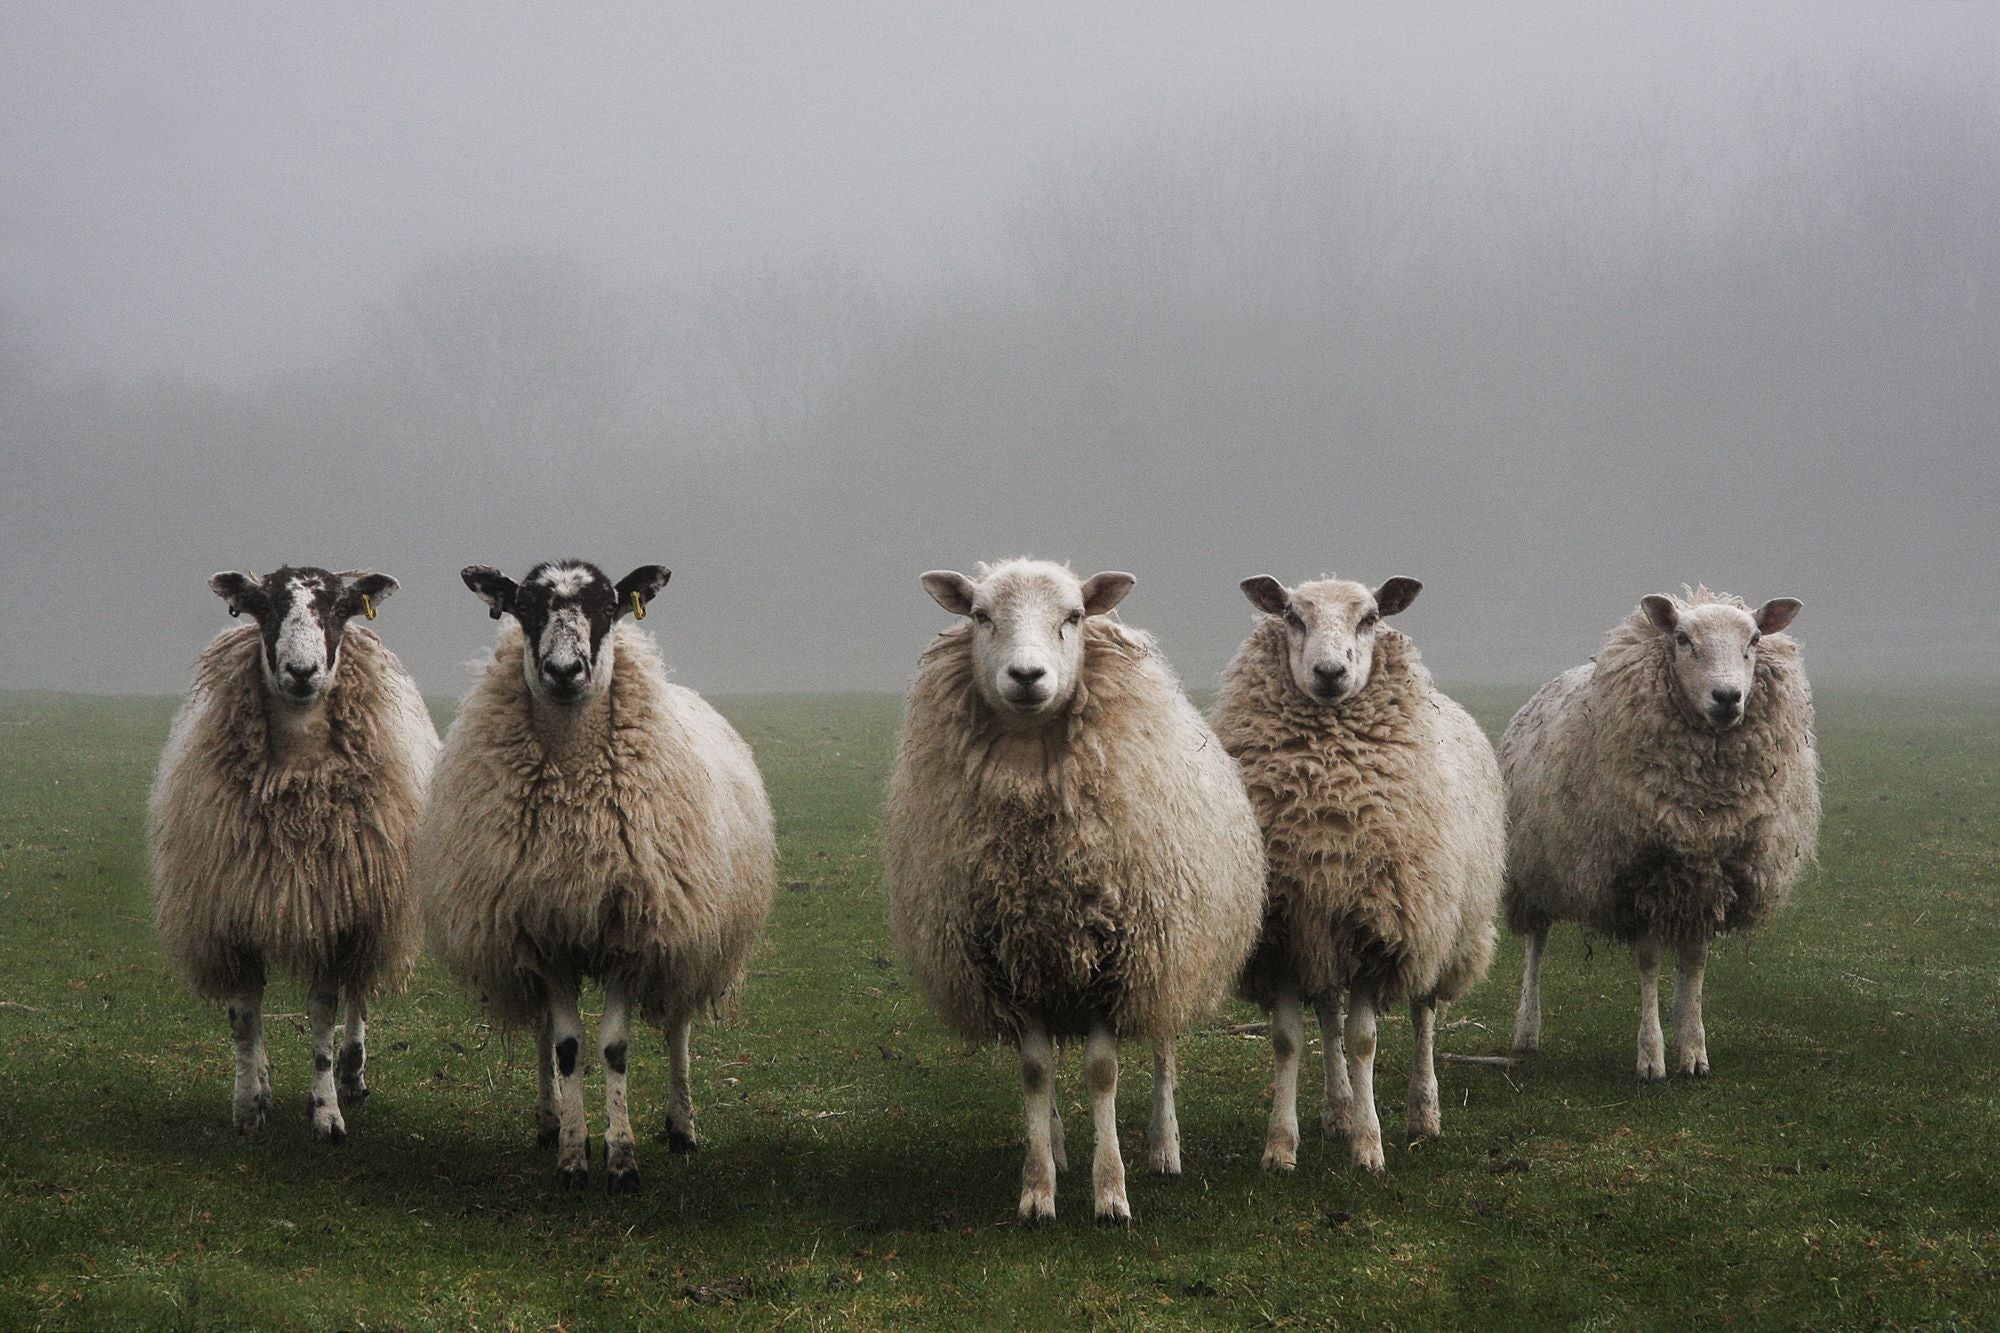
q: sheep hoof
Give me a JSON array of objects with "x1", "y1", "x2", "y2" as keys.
[
  {"x1": 557, "y1": 1164, "x2": 591, "y2": 1191},
  {"x1": 233, "y1": 1108, "x2": 267, "y2": 1135},
  {"x1": 535, "y1": 1124, "x2": 561, "y2": 1150},
  {"x1": 1407, "y1": 1109, "x2": 1442, "y2": 1141},
  {"x1": 1017, "y1": 1190, "x2": 1056, "y2": 1226},
  {"x1": 1636, "y1": 1066, "x2": 1666, "y2": 1085},
  {"x1": 338, "y1": 1080, "x2": 370, "y2": 1107},
  {"x1": 1260, "y1": 1147, "x2": 1298, "y2": 1175},
  {"x1": 311, "y1": 1118, "x2": 347, "y2": 1146},
  {"x1": 605, "y1": 1166, "x2": 641, "y2": 1195},
  {"x1": 1321, "y1": 1107, "x2": 1353, "y2": 1139},
  {"x1": 663, "y1": 1125, "x2": 700, "y2": 1154},
  {"x1": 1351, "y1": 1140, "x2": 1386, "y2": 1174},
  {"x1": 1147, "y1": 1148, "x2": 1181, "y2": 1178},
  {"x1": 1677, "y1": 1059, "x2": 1710, "y2": 1080},
  {"x1": 1094, "y1": 1200, "x2": 1133, "y2": 1227}
]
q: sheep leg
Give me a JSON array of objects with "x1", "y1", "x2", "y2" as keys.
[
  {"x1": 1147, "y1": 1036, "x2": 1180, "y2": 1177},
  {"x1": 1316, "y1": 994, "x2": 1354, "y2": 1138},
  {"x1": 1261, "y1": 990, "x2": 1304, "y2": 1173},
  {"x1": 534, "y1": 1006, "x2": 560, "y2": 1149},
  {"x1": 306, "y1": 982, "x2": 346, "y2": 1144},
  {"x1": 1084, "y1": 1022, "x2": 1130, "y2": 1225},
  {"x1": 336, "y1": 988, "x2": 368, "y2": 1106},
  {"x1": 662, "y1": 1013, "x2": 699, "y2": 1153},
  {"x1": 1512, "y1": 922, "x2": 1549, "y2": 1053},
  {"x1": 1634, "y1": 934, "x2": 1666, "y2": 1082},
  {"x1": 1407, "y1": 996, "x2": 1441, "y2": 1141},
  {"x1": 1017, "y1": 1021, "x2": 1058, "y2": 1224},
  {"x1": 548, "y1": 985, "x2": 590, "y2": 1189},
  {"x1": 1344, "y1": 988, "x2": 1385, "y2": 1173},
  {"x1": 600, "y1": 983, "x2": 639, "y2": 1193},
  {"x1": 1050, "y1": 1097, "x2": 1068, "y2": 1173},
  {"x1": 1672, "y1": 939, "x2": 1710, "y2": 1078},
  {"x1": 226, "y1": 984, "x2": 270, "y2": 1135}
]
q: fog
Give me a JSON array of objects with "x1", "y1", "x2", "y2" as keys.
[{"x1": 3, "y1": 3, "x2": 1995, "y2": 698}]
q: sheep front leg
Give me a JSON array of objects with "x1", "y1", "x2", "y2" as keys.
[
  {"x1": 1343, "y1": 988, "x2": 1384, "y2": 1173},
  {"x1": 1084, "y1": 1022, "x2": 1130, "y2": 1224},
  {"x1": 548, "y1": 984, "x2": 590, "y2": 1189},
  {"x1": 306, "y1": 982, "x2": 346, "y2": 1143},
  {"x1": 1147, "y1": 1036, "x2": 1180, "y2": 1176},
  {"x1": 600, "y1": 983, "x2": 639, "y2": 1193},
  {"x1": 1316, "y1": 994, "x2": 1353, "y2": 1138},
  {"x1": 1512, "y1": 922, "x2": 1549, "y2": 1053},
  {"x1": 1407, "y1": 996, "x2": 1441, "y2": 1141},
  {"x1": 226, "y1": 983, "x2": 270, "y2": 1135},
  {"x1": 1635, "y1": 934, "x2": 1666, "y2": 1082},
  {"x1": 336, "y1": 988, "x2": 369, "y2": 1106},
  {"x1": 534, "y1": 1006, "x2": 560, "y2": 1149},
  {"x1": 1017, "y1": 1021, "x2": 1058, "y2": 1224},
  {"x1": 1672, "y1": 939, "x2": 1710, "y2": 1078},
  {"x1": 662, "y1": 1013, "x2": 699, "y2": 1153},
  {"x1": 1261, "y1": 989, "x2": 1304, "y2": 1173}
]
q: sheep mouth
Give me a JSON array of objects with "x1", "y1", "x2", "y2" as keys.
[
  {"x1": 1706, "y1": 705, "x2": 1744, "y2": 729},
  {"x1": 1001, "y1": 688, "x2": 1052, "y2": 711}
]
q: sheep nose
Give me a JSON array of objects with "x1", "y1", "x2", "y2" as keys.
[
  {"x1": 1007, "y1": 665, "x2": 1047, "y2": 686},
  {"x1": 1313, "y1": 663, "x2": 1348, "y2": 687},
  {"x1": 1711, "y1": 687, "x2": 1742, "y2": 706},
  {"x1": 284, "y1": 663, "x2": 315, "y2": 683},
  {"x1": 546, "y1": 660, "x2": 585, "y2": 683}
]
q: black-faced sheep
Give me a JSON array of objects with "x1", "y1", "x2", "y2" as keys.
[
  {"x1": 1503, "y1": 585, "x2": 1818, "y2": 1080},
  {"x1": 417, "y1": 561, "x2": 774, "y2": 1192},
  {"x1": 886, "y1": 559, "x2": 1265, "y2": 1224},
  {"x1": 1211, "y1": 574, "x2": 1504, "y2": 1174},
  {"x1": 150, "y1": 566, "x2": 436, "y2": 1142}
]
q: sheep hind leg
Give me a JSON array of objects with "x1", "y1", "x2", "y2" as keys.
[
  {"x1": 1316, "y1": 994, "x2": 1353, "y2": 1138},
  {"x1": 548, "y1": 985, "x2": 590, "y2": 1189},
  {"x1": 1084, "y1": 1022, "x2": 1129, "y2": 1224},
  {"x1": 226, "y1": 983, "x2": 270, "y2": 1135},
  {"x1": 1672, "y1": 939, "x2": 1710, "y2": 1078},
  {"x1": 336, "y1": 989, "x2": 368, "y2": 1106},
  {"x1": 1147, "y1": 1036, "x2": 1181, "y2": 1177},
  {"x1": 660, "y1": 1013, "x2": 699, "y2": 1153},
  {"x1": 1407, "y1": 996, "x2": 1441, "y2": 1141},
  {"x1": 600, "y1": 983, "x2": 639, "y2": 1193},
  {"x1": 1512, "y1": 922, "x2": 1549, "y2": 1053},
  {"x1": 1261, "y1": 990, "x2": 1304, "y2": 1173},
  {"x1": 534, "y1": 1007, "x2": 560, "y2": 1149},
  {"x1": 1017, "y1": 1022, "x2": 1058, "y2": 1224},
  {"x1": 1635, "y1": 934, "x2": 1666, "y2": 1083},
  {"x1": 1344, "y1": 988, "x2": 1385, "y2": 1173},
  {"x1": 306, "y1": 982, "x2": 346, "y2": 1144}
]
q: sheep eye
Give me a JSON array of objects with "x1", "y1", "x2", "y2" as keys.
[
  {"x1": 1283, "y1": 608, "x2": 1305, "y2": 630},
  {"x1": 1675, "y1": 631, "x2": 1691, "y2": 647},
  {"x1": 972, "y1": 611, "x2": 994, "y2": 629},
  {"x1": 1359, "y1": 613, "x2": 1378, "y2": 630},
  {"x1": 1064, "y1": 611, "x2": 1082, "y2": 628},
  {"x1": 1748, "y1": 631, "x2": 1762, "y2": 647}
]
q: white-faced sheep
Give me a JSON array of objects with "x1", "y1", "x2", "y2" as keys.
[
  {"x1": 417, "y1": 561, "x2": 774, "y2": 1192},
  {"x1": 1211, "y1": 574, "x2": 1505, "y2": 1174},
  {"x1": 1503, "y1": 585, "x2": 1817, "y2": 1080},
  {"x1": 886, "y1": 559, "x2": 1265, "y2": 1225},
  {"x1": 150, "y1": 565, "x2": 437, "y2": 1142}
]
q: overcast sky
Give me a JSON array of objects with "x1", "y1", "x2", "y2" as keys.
[{"x1": 3, "y1": 3, "x2": 1995, "y2": 696}]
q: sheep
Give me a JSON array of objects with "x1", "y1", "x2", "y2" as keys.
[
  {"x1": 417, "y1": 560, "x2": 774, "y2": 1193},
  {"x1": 1210, "y1": 573, "x2": 1505, "y2": 1174},
  {"x1": 150, "y1": 565, "x2": 437, "y2": 1142},
  {"x1": 886, "y1": 559, "x2": 1265, "y2": 1225},
  {"x1": 1502, "y1": 585, "x2": 1818, "y2": 1081}
]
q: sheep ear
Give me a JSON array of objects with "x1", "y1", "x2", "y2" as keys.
[
  {"x1": 1640, "y1": 595, "x2": 1679, "y2": 632},
  {"x1": 337, "y1": 572, "x2": 398, "y2": 619},
  {"x1": 1754, "y1": 598, "x2": 1802, "y2": 634},
  {"x1": 1240, "y1": 576, "x2": 1290, "y2": 617},
  {"x1": 1081, "y1": 572, "x2": 1136, "y2": 617},
  {"x1": 921, "y1": 571, "x2": 976, "y2": 617},
  {"x1": 615, "y1": 565, "x2": 671, "y2": 619},
  {"x1": 1374, "y1": 576, "x2": 1422, "y2": 617},
  {"x1": 209, "y1": 572, "x2": 262, "y2": 619},
  {"x1": 462, "y1": 565, "x2": 517, "y2": 621}
]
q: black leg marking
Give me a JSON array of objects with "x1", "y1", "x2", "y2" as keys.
[
  {"x1": 537, "y1": 1124, "x2": 561, "y2": 1150},
  {"x1": 556, "y1": 1036, "x2": 579, "y2": 1078},
  {"x1": 603, "y1": 1041, "x2": 627, "y2": 1075},
  {"x1": 665, "y1": 1125, "x2": 700, "y2": 1154},
  {"x1": 314, "y1": 1052, "x2": 334, "y2": 1072}
]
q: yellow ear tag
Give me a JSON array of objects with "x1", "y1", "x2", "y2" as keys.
[
  {"x1": 631, "y1": 590, "x2": 646, "y2": 621},
  {"x1": 361, "y1": 593, "x2": 376, "y2": 621}
]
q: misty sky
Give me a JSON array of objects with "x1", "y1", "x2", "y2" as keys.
[{"x1": 3, "y1": 3, "x2": 1996, "y2": 697}]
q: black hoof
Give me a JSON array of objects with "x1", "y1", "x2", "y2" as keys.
[
  {"x1": 312, "y1": 1122, "x2": 347, "y2": 1146},
  {"x1": 606, "y1": 1167, "x2": 641, "y2": 1195},
  {"x1": 557, "y1": 1165, "x2": 590, "y2": 1191},
  {"x1": 1095, "y1": 1210, "x2": 1133, "y2": 1228},
  {"x1": 338, "y1": 1082, "x2": 370, "y2": 1107},
  {"x1": 664, "y1": 1126, "x2": 700, "y2": 1154},
  {"x1": 536, "y1": 1125, "x2": 561, "y2": 1150}
]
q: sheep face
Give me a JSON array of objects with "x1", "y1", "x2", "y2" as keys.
[
  {"x1": 1240, "y1": 574, "x2": 1422, "y2": 705},
  {"x1": 1640, "y1": 593, "x2": 1803, "y2": 730},
  {"x1": 208, "y1": 566, "x2": 398, "y2": 704},
  {"x1": 461, "y1": 561, "x2": 672, "y2": 705},
  {"x1": 921, "y1": 560, "x2": 1135, "y2": 725}
]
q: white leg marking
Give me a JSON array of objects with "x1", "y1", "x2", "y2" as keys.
[
  {"x1": 1635, "y1": 934, "x2": 1666, "y2": 1082},
  {"x1": 1513, "y1": 924, "x2": 1549, "y2": 1053},
  {"x1": 1673, "y1": 939, "x2": 1711, "y2": 1078},
  {"x1": 1084, "y1": 1022, "x2": 1130, "y2": 1224},
  {"x1": 1147, "y1": 1036, "x2": 1181, "y2": 1177},
  {"x1": 1316, "y1": 994, "x2": 1354, "y2": 1139},
  {"x1": 1017, "y1": 1022, "x2": 1058, "y2": 1224},
  {"x1": 337, "y1": 989, "x2": 369, "y2": 1105},
  {"x1": 1262, "y1": 990, "x2": 1303, "y2": 1172},
  {"x1": 663, "y1": 1013, "x2": 699, "y2": 1152},
  {"x1": 1408, "y1": 996, "x2": 1441, "y2": 1141},
  {"x1": 227, "y1": 983, "x2": 270, "y2": 1135},
  {"x1": 535, "y1": 1006, "x2": 560, "y2": 1149},
  {"x1": 549, "y1": 984, "x2": 590, "y2": 1188},
  {"x1": 600, "y1": 983, "x2": 639, "y2": 1192},
  {"x1": 1344, "y1": 988, "x2": 1385, "y2": 1173},
  {"x1": 306, "y1": 982, "x2": 346, "y2": 1143}
]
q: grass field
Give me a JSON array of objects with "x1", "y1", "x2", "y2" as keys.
[{"x1": 1, "y1": 683, "x2": 1995, "y2": 1329}]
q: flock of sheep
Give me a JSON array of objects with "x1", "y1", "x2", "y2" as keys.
[{"x1": 148, "y1": 557, "x2": 1818, "y2": 1222}]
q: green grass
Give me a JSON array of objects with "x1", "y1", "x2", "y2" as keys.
[{"x1": 0, "y1": 685, "x2": 1995, "y2": 1329}]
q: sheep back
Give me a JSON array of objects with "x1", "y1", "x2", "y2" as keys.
[
  {"x1": 149, "y1": 624, "x2": 437, "y2": 1001},
  {"x1": 1500, "y1": 593, "x2": 1819, "y2": 948},
  {"x1": 885, "y1": 619, "x2": 1265, "y2": 1043},
  {"x1": 1212, "y1": 622, "x2": 1505, "y2": 1009},
  {"x1": 418, "y1": 623, "x2": 774, "y2": 1029}
]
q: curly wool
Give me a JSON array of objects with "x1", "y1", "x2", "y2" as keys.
[
  {"x1": 1501, "y1": 587, "x2": 1820, "y2": 948},
  {"x1": 1213, "y1": 621, "x2": 1505, "y2": 1009},
  {"x1": 417, "y1": 623, "x2": 774, "y2": 1029},
  {"x1": 886, "y1": 619, "x2": 1265, "y2": 1042},
  {"x1": 150, "y1": 624, "x2": 436, "y2": 1001}
]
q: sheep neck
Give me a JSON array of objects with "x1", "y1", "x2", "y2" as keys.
[
  {"x1": 529, "y1": 688, "x2": 613, "y2": 761},
  {"x1": 264, "y1": 690, "x2": 334, "y2": 770}
]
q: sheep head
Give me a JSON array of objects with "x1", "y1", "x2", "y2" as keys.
[
  {"x1": 1239, "y1": 573, "x2": 1420, "y2": 705},
  {"x1": 921, "y1": 559, "x2": 1133, "y2": 728},
  {"x1": 461, "y1": 560, "x2": 670, "y2": 705},
  {"x1": 209, "y1": 566, "x2": 398, "y2": 705},
  {"x1": 1639, "y1": 588, "x2": 1801, "y2": 731}
]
